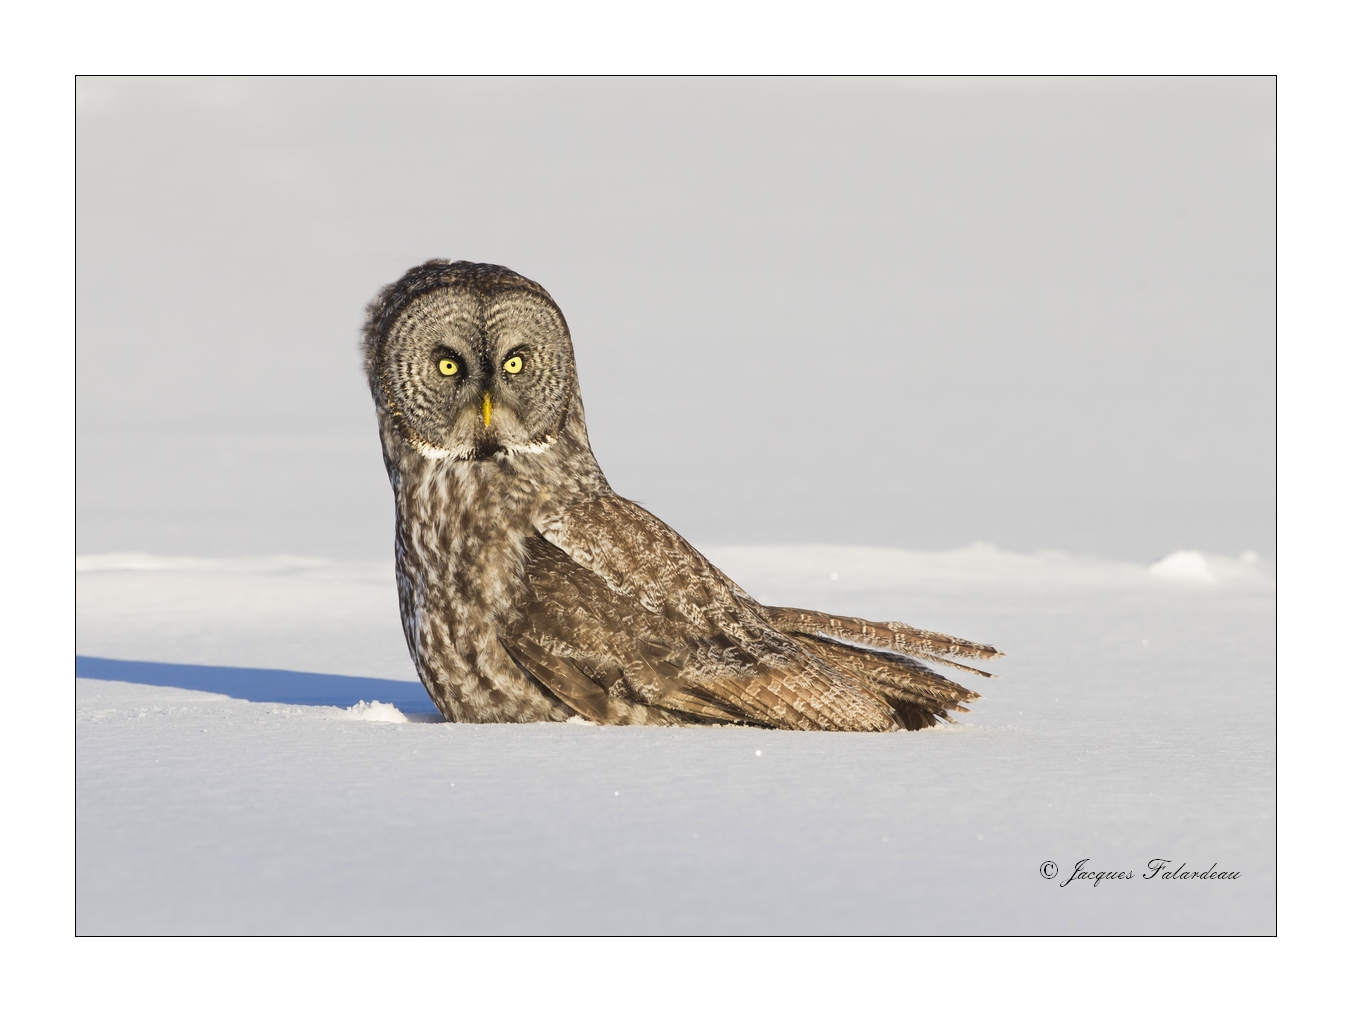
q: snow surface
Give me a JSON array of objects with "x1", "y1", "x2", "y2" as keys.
[{"x1": 76, "y1": 545, "x2": 1274, "y2": 934}]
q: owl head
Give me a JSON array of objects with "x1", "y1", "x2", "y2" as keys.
[{"x1": 363, "y1": 261, "x2": 578, "y2": 461}]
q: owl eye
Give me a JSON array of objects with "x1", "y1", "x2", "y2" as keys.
[
  {"x1": 438, "y1": 358, "x2": 459, "y2": 377},
  {"x1": 503, "y1": 355, "x2": 524, "y2": 375}
]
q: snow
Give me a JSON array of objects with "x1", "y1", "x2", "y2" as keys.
[
  {"x1": 345, "y1": 700, "x2": 409, "y2": 723},
  {"x1": 1148, "y1": 549, "x2": 1218, "y2": 583},
  {"x1": 76, "y1": 544, "x2": 1274, "y2": 934},
  {"x1": 77, "y1": 553, "x2": 413, "y2": 680}
]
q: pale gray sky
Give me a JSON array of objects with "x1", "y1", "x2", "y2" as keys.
[{"x1": 76, "y1": 77, "x2": 1274, "y2": 561}]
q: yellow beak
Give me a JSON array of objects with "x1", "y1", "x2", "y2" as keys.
[{"x1": 481, "y1": 392, "x2": 492, "y2": 427}]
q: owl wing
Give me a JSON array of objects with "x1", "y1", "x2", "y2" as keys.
[
  {"x1": 500, "y1": 495, "x2": 985, "y2": 730},
  {"x1": 498, "y1": 535, "x2": 758, "y2": 726}
]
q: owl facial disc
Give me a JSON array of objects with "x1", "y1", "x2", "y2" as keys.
[{"x1": 374, "y1": 283, "x2": 576, "y2": 462}]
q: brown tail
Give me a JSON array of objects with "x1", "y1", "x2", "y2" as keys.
[
  {"x1": 790, "y1": 633, "x2": 981, "y2": 729},
  {"x1": 763, "y1": 606, "x2": 1002, "y2": 675}
]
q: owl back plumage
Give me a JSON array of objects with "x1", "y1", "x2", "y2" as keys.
[{"x1": 364, "y1": 260, "x2": 1000, "y2": 730}]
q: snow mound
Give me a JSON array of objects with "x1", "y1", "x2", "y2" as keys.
[
  {"x1": 345, "y1": 700, "x2": 408, "y2": 723},
  {"x1": 1148, "y1": 550, "x2": 1217, "y2": 583}
]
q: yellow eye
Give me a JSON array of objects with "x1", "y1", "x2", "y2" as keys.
[
  {"x1": 503, "y1": 355, "x2": 523, "y2": 375},
  {"x1": 438, "y1": 358, "x2": 459, "y2": 376}
]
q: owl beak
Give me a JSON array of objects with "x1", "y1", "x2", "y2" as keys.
[{"x1": 481, "y1": 392, "x2": 492, "y2": 427}]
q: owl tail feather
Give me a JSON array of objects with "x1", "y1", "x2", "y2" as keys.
[
  {"x1": 788, "y1": 632, "x2": 984, "y2": 730},
  {"x1": 763, "y1": 606, "x2": 1002, "y2": 674}
]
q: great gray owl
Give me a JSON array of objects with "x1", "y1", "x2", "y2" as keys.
[{"x1": 363, "y1": 260, "x2": 1001, "y2": 731}]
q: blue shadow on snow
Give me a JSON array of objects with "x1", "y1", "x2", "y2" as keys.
[{"x1": 75, "y1": 656, "x2": 440, "y2": 715}]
